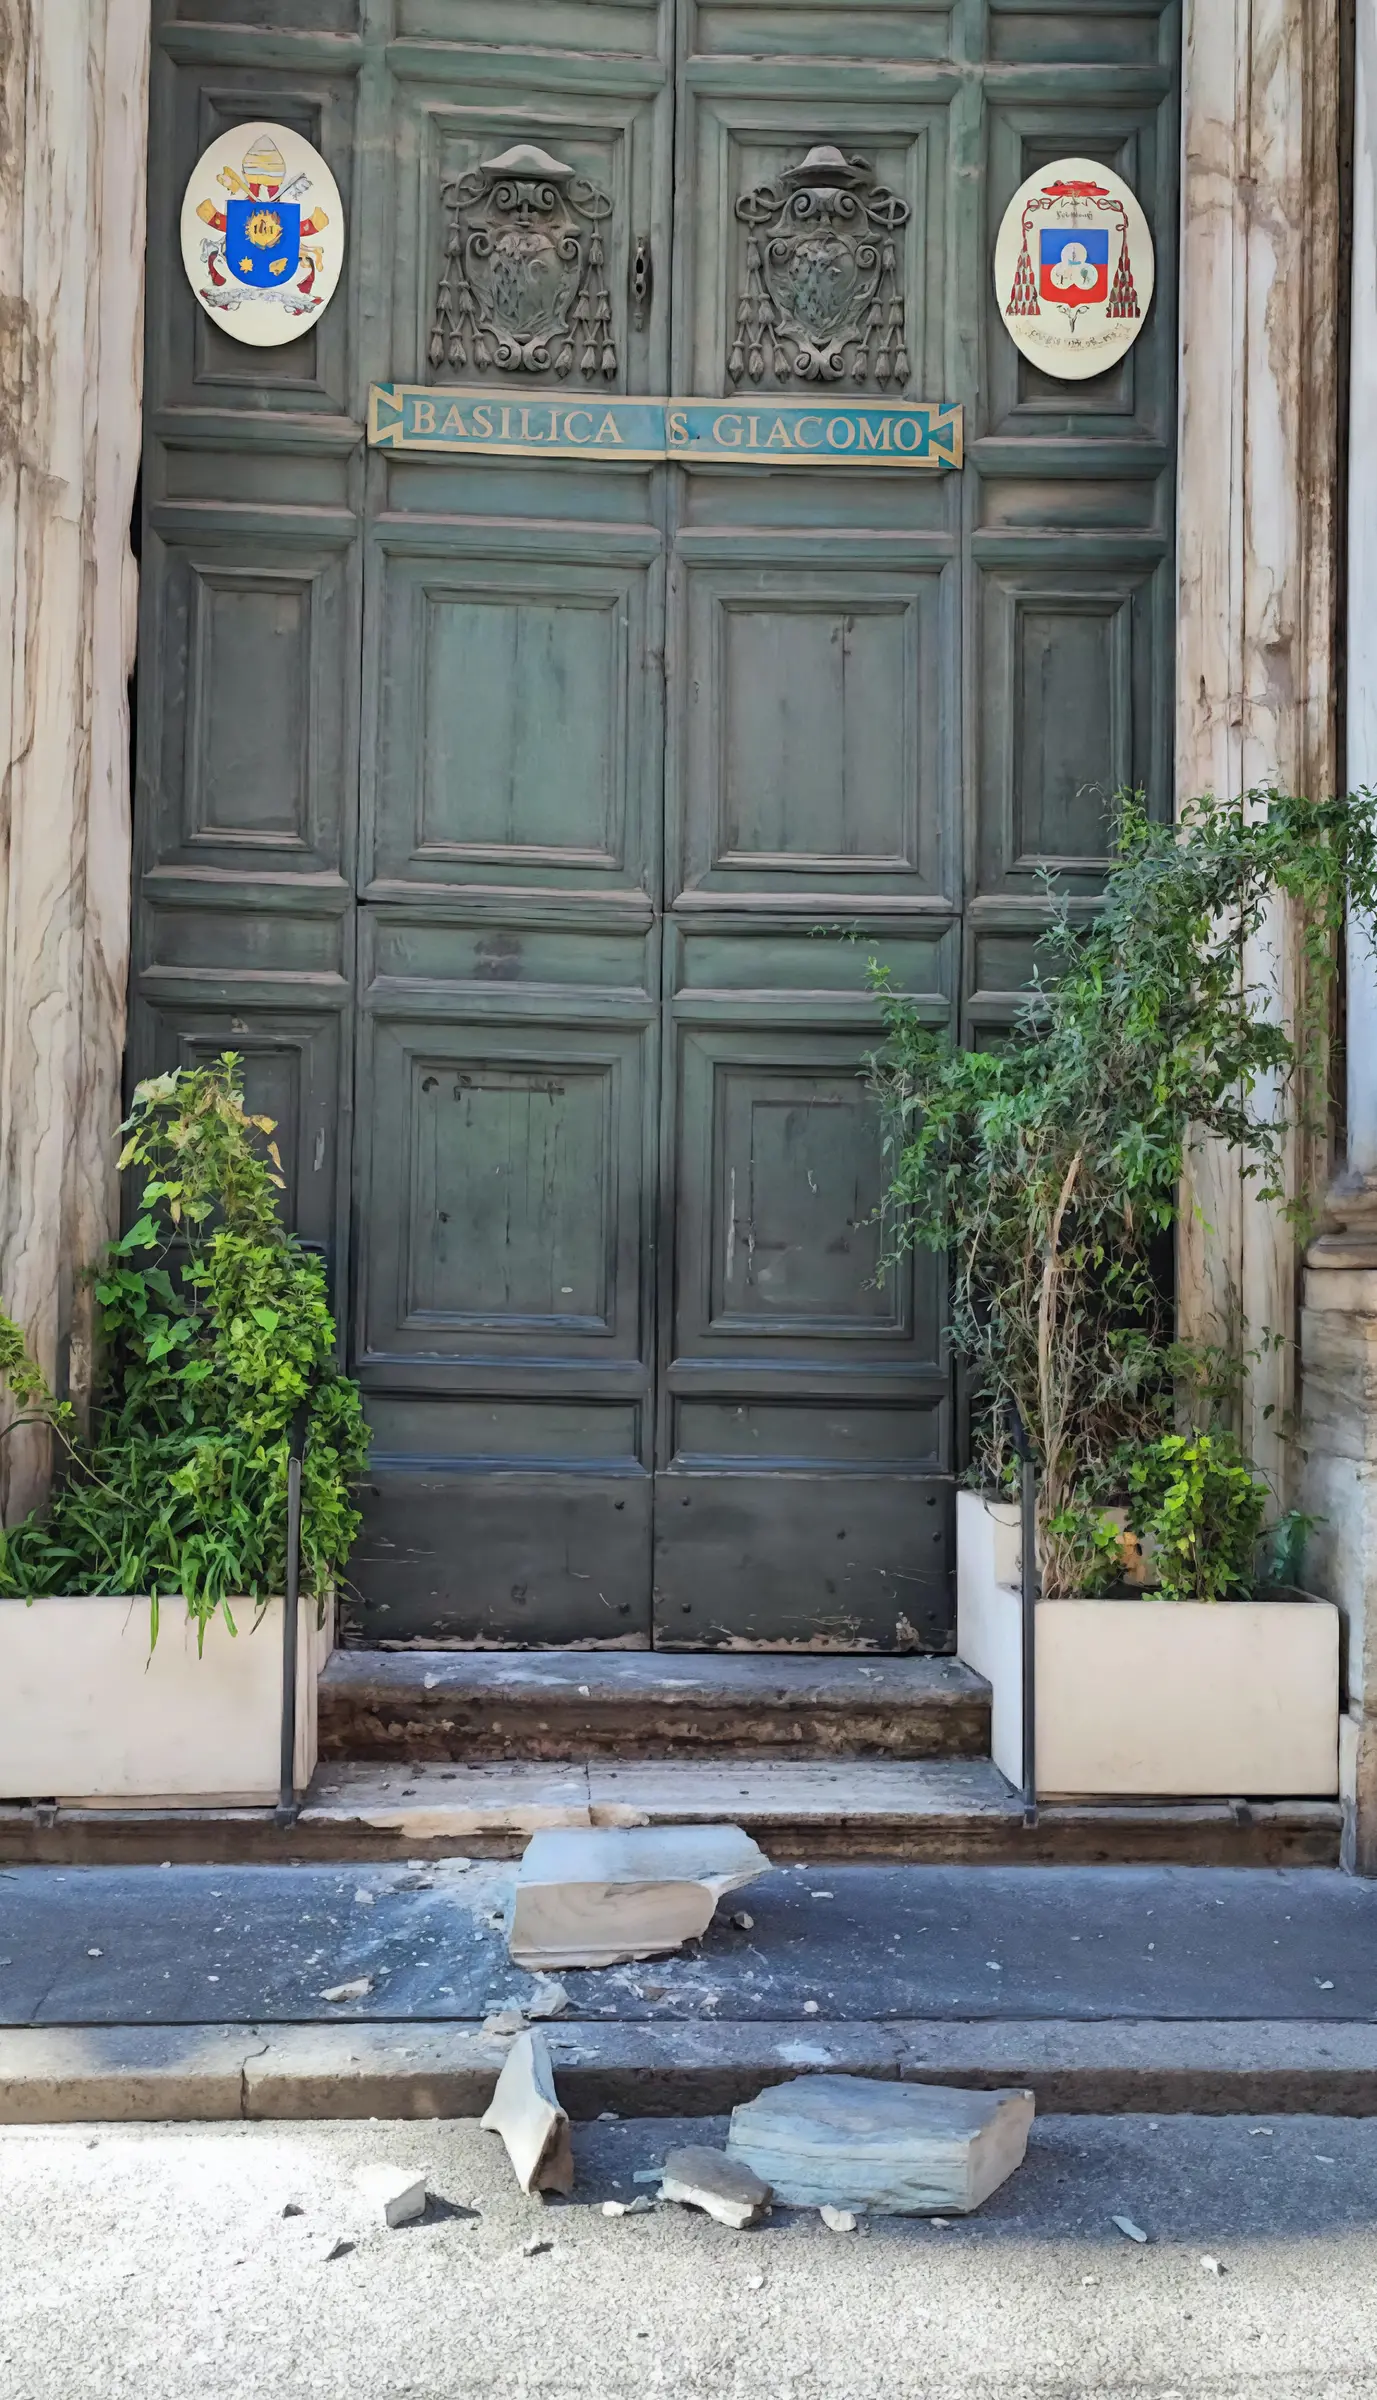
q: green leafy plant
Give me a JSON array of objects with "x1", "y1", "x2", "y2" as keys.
[
  {"x1": 0, "y1": 1058, "x2": 369, "y2": 1641},
  {"x1": 868, "y1": 788, "x2": 1377, "y2": 1596},
  {"x1": 1119, "y1": 1430, "x2": 1269, "y2": 1604},
  {"x1": 1042, "y1": 1502, "x2": 1133, "y2": 1599}
]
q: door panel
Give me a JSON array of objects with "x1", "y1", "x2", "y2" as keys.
[
  {"x1": 680, "y1": 555, "x2": 955, "y2": 896},
  {"x1": 135, "y1": 0, "x2": 1179, "y2": 1649},
  {"x1": 366, "y1": 539, "x2": 659, "y2": 888}
]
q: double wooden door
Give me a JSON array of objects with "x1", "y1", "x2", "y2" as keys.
[{"x1": 135, "y1": 0, "x2": 1179, "y2": 1649}]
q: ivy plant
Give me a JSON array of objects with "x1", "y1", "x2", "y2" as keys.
[
  {"x1": 868, "y1": 789, "x2": 1377, "y2": 1596},
  {"x1": 1118, "y1": 1431, "x2": 1269, "y2": 1605},
  {"x1": 0, "y1": 1057, "x2": 370, "y2": 1642}
]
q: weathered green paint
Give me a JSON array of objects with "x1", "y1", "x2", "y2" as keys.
[{"x1": 134, "y1": 0, "x2": 1180, "y2": 1650}]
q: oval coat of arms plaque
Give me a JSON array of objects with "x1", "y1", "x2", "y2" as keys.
[
  {"x1": 994, "y1": 156, "x2": 1154, "y2": 381},
  {"x1": 180, "y1": 123, "x2": 345, "y2": 347}
]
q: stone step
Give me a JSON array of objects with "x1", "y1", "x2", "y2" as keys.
[
  {"x1": 1, "y1": 1759, "x2": 1341, "y2": 1869},
  {"x1": 319, "y1": 1647, "x2": 992, "y2": 1765},
  {"x1": 5, "y1": 2015, "x2": 1374, "y2": 2125}
]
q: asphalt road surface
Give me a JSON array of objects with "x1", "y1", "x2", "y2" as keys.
[{"x1": 3, "y1": 2112, "x2": 1377, "y2": 2399}]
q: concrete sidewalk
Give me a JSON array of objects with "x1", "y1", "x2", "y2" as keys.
[
  {"x1": 4, "y1": 2114, "x2": 1377, "y2": 2399},
  {"x1": 1, "y1": 1862, "x2": 1374, "y2": 2122}
]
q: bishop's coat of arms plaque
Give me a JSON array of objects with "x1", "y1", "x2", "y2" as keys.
[{"x1": 994, "y1": 156, "x2": 1154, "y2": 381}]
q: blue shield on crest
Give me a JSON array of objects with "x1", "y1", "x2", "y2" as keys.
[{"x1": 225, "y1": 198, "x2": 301, "y2": 290}]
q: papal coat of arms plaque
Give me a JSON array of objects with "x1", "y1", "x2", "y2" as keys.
[
  {"x1": 180, "y1": 123, "x2": 345, "y2": 346},
  {"x1": 994, "y1": 156, "x2": 1154, "y2": 381}
]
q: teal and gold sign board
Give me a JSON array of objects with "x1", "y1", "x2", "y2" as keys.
[{"x1": 369, "y1": 386, "x2": 963, "y2": 470}]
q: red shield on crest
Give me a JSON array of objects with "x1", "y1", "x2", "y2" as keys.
[{"x1": 1038, "y1": 227, "x2": 1110, "y2": 309}]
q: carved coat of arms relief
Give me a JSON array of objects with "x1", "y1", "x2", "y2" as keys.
[
  {"x1": 429, "y1": 143, "x2": 618, "y2": 380},
  {"x1": 730, "y1": 145, "x2": 912, "y2": 389}
]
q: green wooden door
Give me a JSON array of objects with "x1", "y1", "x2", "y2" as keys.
[{"x1": 135, "y1": 0, "x2": 1178, "y2": 1650}]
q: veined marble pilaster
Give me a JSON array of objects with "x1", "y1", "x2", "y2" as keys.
[
  {"x1": 1176, "y1": 0, "x2": 1343, "y2": 1503},
  {"x1": 0, "y1": 0, "x2": 148, "y2": 1519}
]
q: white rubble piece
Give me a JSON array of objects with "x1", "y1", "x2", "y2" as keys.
[
  {"x1": 525, "y1": 1980, "x2": 571, "y2": 2020},
  {"x1": 356, "y1": 2164, "x2": 429, "y2": 2229},
  {"x1": 480, "y1": 2030, "x2": 574, "y2": 2197},
  {"x1": 726, "y1": 2076, "x2": 1034, "y2": 2217},
  {"x1": 658, "y1": 2146, "x2": 772, "y2": 2231},
  {"x1": 507, "y1": 1824, "x2": 769, "y2": 1970},
  {"x1": 819, "y1": 2205, "x2": 858, "y2": 2233},
  {"x1": 482, "y1": 2009, "x2": 525, "y2": 2038}
]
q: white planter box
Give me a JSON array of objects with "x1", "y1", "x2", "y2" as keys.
[
  {"x1": 0, "y1": 1594, "x2": 334, "y2": 1806},
  {"x1": 956, "y1": 1490, "x2": 1340, "y2": 1799}
]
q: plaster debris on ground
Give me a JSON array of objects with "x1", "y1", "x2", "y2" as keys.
[
  {"x1": 480, "y1": 2029, "x2": 574, "y2": 2196},
  {"x1": 658, "y1": 2145, "x2": 772, "y2": 2231},
  {"x1": 356, "y1": 2164, "x2": 430, "y2": 2228}
]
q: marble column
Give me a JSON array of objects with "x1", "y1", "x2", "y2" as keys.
[
  {"x1": 1300, "y1": 0, "x2": 1377, "y2": 1873},
  {"x1": 0, "y1": 0, "x2": 149, "y2": 1520},
  {"x1": 1176, "y1": 0, "x2": 1343, "y2": 1505}
]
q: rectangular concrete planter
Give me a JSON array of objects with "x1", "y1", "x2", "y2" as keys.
[
  {"x1": 956, "y1": 1490, "x2": 1340, "y2": 1800},
  {"x1": 0, "y1": 1594, "x2": 334, "y2": 1806}
]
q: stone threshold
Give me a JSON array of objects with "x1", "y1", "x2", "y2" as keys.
[
  {"x1": 0, "y1": 1757, "x2": 1343, "y2": 1867},
  {"x1": 4, "y1": 2017, "x2": 1376, "y2": 2124},
  {"x1": 319, "y1": 1648, "x2": 992, "y2": 1763}
]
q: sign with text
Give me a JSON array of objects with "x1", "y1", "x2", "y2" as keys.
[{"x1": 369, "y1": 386, "x2": 963, "y2": 469}]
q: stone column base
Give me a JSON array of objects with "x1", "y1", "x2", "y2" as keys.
[{"x1": 1302, "y1": 1178, "x2": 1377, "y2": 1873}]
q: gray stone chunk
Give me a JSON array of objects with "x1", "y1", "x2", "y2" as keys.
[
  {"x1": 508, "y1": 1825, "x2": 769, "y2": 1970},
  {"x1": 727, "y1": 2074, "x2": 1034, "y2": 2216},
  {"x1": 480, "y1": 2030, "x2": 574, "y2": 2197},
  {"x1": 659, "y1": 2144, "x2": 772, "y2": 2230}
]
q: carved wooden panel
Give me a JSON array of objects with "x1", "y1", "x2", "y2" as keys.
[
  {"x1": 357, "y1": 1012, "x2": 652, "y2": 1363},
  {"x1": 389, "y1": 72, "x2": 671, "y2": 394},
  {"x1": 363, "y1": 538, "x2": 659, "y2": 891},
  {"x1": 678, "y1": 556, "x2": 954, "y2": 899},
  {"x1": 129, "y1": 998, "x2": 346, "y2": 1254},
  {"x1": 142, "y1": 529, "x2": 352, "y2": 877},
  {"x1": 977, "y1": 561, "x2": 1163, "y2": 892},
  {"x1": 681, "y1": 105, "x2": 948, "y2": 400}
]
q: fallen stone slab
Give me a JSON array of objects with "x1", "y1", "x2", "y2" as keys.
[
  {"x1": 507, "y1": 1823, "x2": 769, "y2": 1969},
  {"x1": 658, "y1": 2145, "x2": 771, "y2": 2230},
  {"x1": 357, "y1": 2163, "x2": 429, "y2": 2228},
  {"x1": 480, "y1": 2029, "x2": 574, "y2": 2195},
  {"x1": 727, "y1": 2074, "x2": 1035, "y2": 2215}
]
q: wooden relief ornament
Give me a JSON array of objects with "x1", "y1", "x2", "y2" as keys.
[
  {"x1": 430, "y1": 145, "x2": 617, "y2": 380},
  {"x1": 994, "y1": 157, "x2": 1154, "y2": 381},
  {"x1": 180, "y1": 123, "x2": 344, "y2": 346},
  {"x1": 730, "y1": 146, "x2": 911, "y2": 388}
]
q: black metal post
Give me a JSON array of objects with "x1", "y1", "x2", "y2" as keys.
[
  {"x1": 1006, "y1": 1406, "x2": 1039, "y2": 1826},
  {"x1": 276, "y1": 1398, "x2": 311, "y2": 1828}
]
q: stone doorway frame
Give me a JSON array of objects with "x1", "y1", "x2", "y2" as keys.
[{"x1": 0, "y1": 0, "x2": 1351, "y2": 1659}]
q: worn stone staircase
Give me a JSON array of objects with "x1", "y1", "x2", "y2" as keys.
[
  {"x1": 292, "y1": 1648, "x2": 1339, "y2": 1871},
  {"x1": 0, "y1": 1647, "x2": 1341, "y2": 1869}
]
